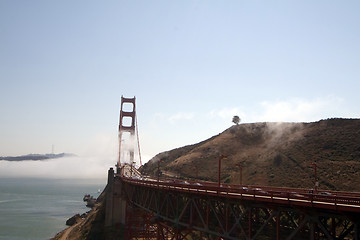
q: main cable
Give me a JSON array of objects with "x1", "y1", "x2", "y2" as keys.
[{"x1": 135, "y1": 114, "x2": 142, "y2": 166}]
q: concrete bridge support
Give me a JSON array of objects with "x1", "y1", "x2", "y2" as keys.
[{"x1": 105, "y1": 168, "x2": 127, "y2": 227}]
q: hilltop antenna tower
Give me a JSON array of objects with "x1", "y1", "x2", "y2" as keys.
[{"x1": 117, "y1": 96, "x2": 137, "y2": 174}]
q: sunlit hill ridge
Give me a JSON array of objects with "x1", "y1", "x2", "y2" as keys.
[{"x1": 141, "y1": 118, "x2": 360, "y2": 192}]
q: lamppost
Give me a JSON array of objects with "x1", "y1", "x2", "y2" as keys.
[
  {"x1": 194, "y1": 166, "x2": 199, "y2": 179},
  {"x1": 236, "y1": 164, "x2": 242, "y2": 187},
  {"x1": 130, "y1": 162, "x2": 133, "y2": 176},
  {"x1": 130, "y1": 161, "x2": 134, "y2": 176},
  {"x1": 310, "y1": 162, "x2": 318, "y2": 193},
  {"x1": 157, "y1": 160, "x2": 161, "y2": 183},
  {"x1": 218, "y1": 155, "x2": 227, "y2": 187}
]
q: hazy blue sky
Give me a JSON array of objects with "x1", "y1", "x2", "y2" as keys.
[{"x1": 1, "y1": 1, "x2": 360, "y2": 172}]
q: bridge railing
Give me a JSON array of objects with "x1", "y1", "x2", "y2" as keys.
[{"x1": 120, "y1": 175, "x2": 360, "y2": 213}]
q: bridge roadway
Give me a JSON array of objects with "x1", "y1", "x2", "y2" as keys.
[
  {"x1": 114, "y1": 172, "x2": 360, "y2": 239},
  {"x1": 122, "y1": 175, "x2": 360, "y2": 214}
]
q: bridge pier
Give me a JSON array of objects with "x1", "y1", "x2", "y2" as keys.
[
  {"x1": 105, "y1": 167, "x2": 127, "y2": 227},
  {"x1": 105, "y1": 168, "x2": 114, "y2": 227}
]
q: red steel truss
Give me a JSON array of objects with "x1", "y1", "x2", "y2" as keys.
[{"x1": 117, "y1": 176, "x2": 360, "y2": 239}]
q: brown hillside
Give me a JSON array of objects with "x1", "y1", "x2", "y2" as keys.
[{"x1": 141, "y1": 118, "x2": 360, "y2": 192}]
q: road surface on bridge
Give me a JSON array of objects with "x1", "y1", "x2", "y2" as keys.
[{"x1": 121, "y1": 175, "x2": 360, "y2": 213}]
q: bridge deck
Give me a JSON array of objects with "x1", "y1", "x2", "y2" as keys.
[
  {"x1": 121, "y1": 175, "x2": 360, "y2": 213},
  {"x1": 111, "y1": 171, "x2": 360, "y2": 239}
]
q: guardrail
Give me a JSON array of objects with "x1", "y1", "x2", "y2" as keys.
[{"x1": 120, "y1": 175, "x2": 360, "y2": 213}]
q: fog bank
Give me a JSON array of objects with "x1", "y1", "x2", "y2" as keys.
[{"x1": 0, "y1": 155, "x2": 116, "y2": 179}]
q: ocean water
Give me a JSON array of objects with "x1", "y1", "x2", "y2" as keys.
[{"x1": 0, "y1": 178, "x2": 106, "y2": 240}]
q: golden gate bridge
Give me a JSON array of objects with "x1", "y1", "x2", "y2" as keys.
[{"x1": 105, "y1": 96, "x2": 360, "y2": 239}]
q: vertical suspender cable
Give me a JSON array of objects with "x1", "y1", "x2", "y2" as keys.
[{"x1": 136, "y1": 114, "x2": 142, "y2": 166}]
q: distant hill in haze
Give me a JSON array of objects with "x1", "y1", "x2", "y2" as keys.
[
  {"x1": 140, "y1": 118, "x2": 360, "y2": 192},
  {"x1": 0, "y1": 153, "x2": 76, "y2": 161}
]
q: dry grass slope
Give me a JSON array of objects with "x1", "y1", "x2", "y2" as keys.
[{"x1": 141, "y1": 118, "x2": 360, "y2": 192}]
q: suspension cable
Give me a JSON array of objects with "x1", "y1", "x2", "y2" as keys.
[{"x1": 135, "y1": 114, "x2": 142, "y2": 166}]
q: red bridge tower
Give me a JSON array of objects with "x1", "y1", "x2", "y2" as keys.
[{"x1": 117, "y1": 96, "x2": 137, "y2": 174}]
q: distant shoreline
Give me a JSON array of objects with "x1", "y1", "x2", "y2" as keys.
[{"x1": 0, "y1": 153, "x2": 76, "y2": 161}]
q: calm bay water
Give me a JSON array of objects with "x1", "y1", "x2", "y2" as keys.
[{"x1": 0, "y1": 178, "x2": 106, "y2": 240}]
